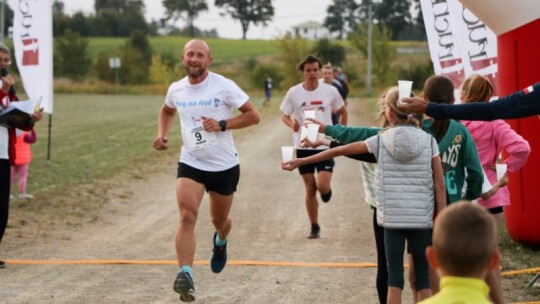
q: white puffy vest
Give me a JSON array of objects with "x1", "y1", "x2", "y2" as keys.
[{"x1": 375, "y1": 126, "x2": 435, "y2": 229}]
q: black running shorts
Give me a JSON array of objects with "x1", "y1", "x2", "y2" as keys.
[
  {"x1": 488, "y1": 206, "x2": 504, "y2": 215},
  {"x1": 296, "y1": 149, "x2": 335, "y2": 175},
  {"x1": 177, "y1": 162, "x2": 240, "y2": 196}
]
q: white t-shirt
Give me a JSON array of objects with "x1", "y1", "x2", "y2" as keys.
[
  {"x1": 280, "y1": 82, "x2": 344, "y2": 150},
  {"x1": 165, "y1": 72, "x2": 249, "y2": 172}
]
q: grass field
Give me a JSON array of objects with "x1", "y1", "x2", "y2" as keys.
[{"x1": 88, "y1": 37, "x2": 280, "y2": 64}]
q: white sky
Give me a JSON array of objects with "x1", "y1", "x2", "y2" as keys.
[{"x1": 61, "y1": 0, "x2": 333, "y2": 40}]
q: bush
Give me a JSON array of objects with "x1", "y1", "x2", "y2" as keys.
[
  {"x1": 350, "y1": 24, "x2": 396, "y2": 87},
  {"x1": 312, "y1": 38, "x2": 346, "y2": 67},
  {"x1": 395, "y1": 60, "x2": 434, "y2": 90},
  {"x1": 94, "y1": 32, "x2": 153, "y2": 85},
  {"x1": 276, "y1": 34, "x2": 312, "y2": 89},
  {"x1": 149, "y1": 54, "x2": 175, "y2": 85},
  {"x1": 54, "y1": 29, "x2": 92, "y2": 81},
  {"x1": 250, "y1": 63, "x2": 283, "y2": 91}
]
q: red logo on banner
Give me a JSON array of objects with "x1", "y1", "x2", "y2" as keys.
[
  {"x1": 22, "y1": 38, "x2": 39, "y2": 65},
  {"x1": 439, "y1": 58, "x2": 465, "y2": 88},
  {"x1": 470, "y1": 57, "x2": 498, "y2": 96}
]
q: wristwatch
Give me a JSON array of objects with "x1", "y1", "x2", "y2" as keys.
[{"x1": 219, "y1": 120, "x2": 227, "y2": 131}]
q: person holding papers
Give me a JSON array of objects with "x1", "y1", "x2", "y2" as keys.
[{"x1": 0, "y1": 43, "x2": 42, "y2": 269}]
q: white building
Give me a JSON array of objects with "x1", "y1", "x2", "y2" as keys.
[{"x1": 290, "y1": 21, "x2": 331, "y2": 40}]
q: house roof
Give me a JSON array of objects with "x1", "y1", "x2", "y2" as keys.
[{"x1": 292, "y1": 21, "x2": 324, "y2": 30}]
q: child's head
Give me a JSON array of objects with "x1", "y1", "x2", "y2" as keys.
[
  {"x1": 376, "y1": 86, "x2": 422, "y2": 128},
  {"x1": 461, "y1": 74, "x2": 493, "y2": 103},
  {"x1": 422, "y1": 75, "x2": 455, "y2": 141},
  {"x1": 427, "y1": 201, "x2": 499, "y2": 278},
  {"x1": 422, "y1": 75, "x2": 455, "y2": 105}
]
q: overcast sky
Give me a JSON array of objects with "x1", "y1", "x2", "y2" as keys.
[{"x1": 62, "y1": 0, "x2": 334, "y2": 40}]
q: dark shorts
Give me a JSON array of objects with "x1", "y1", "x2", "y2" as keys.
[
  {"x1": 177, "y1": 162, "x2": 240, "y2": 196},
  {"x1": 488, "y1": 206, "x2": 504, "y2": 215},
  {"x1": 296, "y1": 149, "x2": 335, "y2": 175}
]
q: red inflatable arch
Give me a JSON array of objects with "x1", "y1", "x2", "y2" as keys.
[{"x1": 461, "y1": 0, "x2": 540, "y2": 246}]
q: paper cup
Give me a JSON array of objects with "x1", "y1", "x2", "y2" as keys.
[
  {"x1": 299, "y1": 125, "x2": 308, "y2": 141},
  {"x1": 306, "y1": 123, "x2": 319, "y2": 142},
  {"x1": 496, "y1": 164, "x2": 507, "y2": 180},
  {"x1": 304, "y1": 110, "x2": 316, "y2": 120},
  {"x1": 281, "y1": 146, "x2": 294, "y2": 162},
  {"x1": 398, "y1": 80, "x2": 413, "y2": 100}
]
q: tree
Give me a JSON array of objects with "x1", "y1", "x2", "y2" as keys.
[
  {"x1": 162, "y1": 0, "x2": 208, "y2": 37},
  {"x1": 372, "y1": 0, "x2": 413, "y2": 40},
  {"x1": 54, "y1": 29, "x2": 92, "y2": 80},
  {"x1": 214, "y1": 0, "x2": 274, "y2": 40},
  {"x1": 312, "y1": 39, "x2": 346, "y2": 67},
  {"x1": 52, "y1": 0, "x2": 65, "y2": 15},
  {"x1": 95, "y1": 0, "x2": 127, "y2": 12},
  {"x1": 276, "y1": 34, "x2": 311, "y2": 88},
  {"x1": 126, "y1": 30, "x2": 153, "y2": 66},
  {"x1": 350, "y1": 24, "x2": 396, "y2": 86},
  {"x1": 324, "y1": 0, "x2": 361, "y2": 40}
]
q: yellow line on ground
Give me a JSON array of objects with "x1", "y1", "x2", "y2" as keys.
[
  {"x1": 5, "y1": 259, "x2": 377, "y2": 268},
  {"x1": 501, "y1": 267, "x2": 540, "y2": 276},
  {"x1": 5, "y1": 259, "x2": 539, "y2": 278}
]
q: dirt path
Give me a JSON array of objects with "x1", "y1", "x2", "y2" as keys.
[{"x1": 0, "y1": 100, "x2": 409, "y2": 304}]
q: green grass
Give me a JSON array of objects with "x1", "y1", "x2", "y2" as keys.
[
  {"x1": 23, "y1": 94, "x2": 178, "y2": 197},
  {"x1": 8, "y1": 92, "x2": 272, "y2": 228},
  {"x1": 27, "y1": 91, "x2": 272, "y2": 192},
  {"x1": 87, "y1": 37, "x2": 280, "y2": 64}
]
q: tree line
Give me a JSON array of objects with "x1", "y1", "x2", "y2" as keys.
[{"x1": 3, "y1": 0, "x2": 424, "y2": 41}]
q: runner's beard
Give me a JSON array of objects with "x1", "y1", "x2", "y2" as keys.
[{"x1": 185, "y1": 65, "x2": 205, "y2": 78}]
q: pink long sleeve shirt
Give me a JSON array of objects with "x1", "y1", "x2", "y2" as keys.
[{"x1": 462, "y1": 120, "x2": 530, "y2": 209}]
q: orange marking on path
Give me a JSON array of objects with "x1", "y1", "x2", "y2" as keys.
[
  {"x1": 5, "y1": 259, "x2": 538, "y2": 279},
  {"x1": 501, "y1": 267, "x2": 540, "y2": 276},
  {"x1": 6, "y1": 259, "x2": 377, "y2": 268}
]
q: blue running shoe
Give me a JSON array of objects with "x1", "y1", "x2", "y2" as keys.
[
  {"x1": 307, "y1": 224, "x2": 320, "y2": 239},
  {"x1": 173, "y1": 271, "x2": 195, "y2": 302},
  {"x1": 210, "y1": 232, "x2": 227, "y2": 273}
]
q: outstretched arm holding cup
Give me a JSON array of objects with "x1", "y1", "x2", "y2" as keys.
[{"x1": 398, "y1": 82, "x2": 540, "y2": 121}]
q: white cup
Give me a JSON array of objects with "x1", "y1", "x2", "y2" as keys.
[
  {"x1": 398, "y1": 80, "x2": 413, "y2": 100},
  {"x1": 304, "y1": 110, "x2": 316, "y2": 120},
  {"x1": 281, "y1": 146, "x2": 294, "y2": 162},
  {"x1": 306, "y1": 123, "x2": 319, "y2": 142},
  {"x1": 496, "y1": 164, "x2": 507, "y2": 180},
  {"x1": 299, "y1": 125, "x2": 308, "y2": 140}
]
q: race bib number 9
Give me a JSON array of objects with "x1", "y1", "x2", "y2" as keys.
[{"x1": 186, "y1": 126, "x2": 217, "y2": 151}]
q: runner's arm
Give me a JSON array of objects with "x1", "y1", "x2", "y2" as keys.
[{"x1": 154, "y1": 104, "x2": 176, "y2": 150}]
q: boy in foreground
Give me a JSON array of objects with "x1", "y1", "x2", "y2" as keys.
[{"x1": 421, "y1": 201, "x2": 500, "y2": 303}]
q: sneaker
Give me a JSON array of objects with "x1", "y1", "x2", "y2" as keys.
[
  {"x1": 9, "y1": 194, "x2": 14, "y2": 200},
  {"x1": 173, "y1": 271, "x2": 195, "y2": 302},
  {"x1": 307, "y1": 224, "x2": 320, "y2": 239},
  {"x1": 320, "y1": 189, "x2": 332, "y2": 203},
  {"x1": 0, "y1": 260, "x2": 5, "y2": 268},
  {"x1": 210, "y1": 232, "x2": 227, "y2": 273},
  {"x1": 19, "y1": 193, "x2": 33, "y2": 199}
]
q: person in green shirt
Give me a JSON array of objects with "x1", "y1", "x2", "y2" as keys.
[
  {"x1": 420, "y1": 201, "x2": 499, "y2": 304},
  {"x1": 308, "y1": 76, "x2": 483, "y2": 300}
]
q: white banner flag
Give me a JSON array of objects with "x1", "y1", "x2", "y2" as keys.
[
  {"x1": 419, "y1": 0, "x2": 466, "y2": 95},
  {"x1": 10, "y1": 0, "x2": 53, "y2": 113},
  {"x1": 448, "y1": 0, "x2": 498, "y2": 97},
  {"x1": 420, "y1": 0, "x2": 499, "y2": 100}
]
